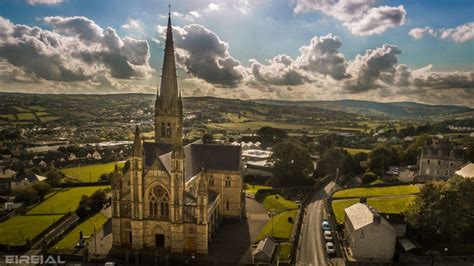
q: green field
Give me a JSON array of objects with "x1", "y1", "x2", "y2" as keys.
[
  {"x1": 17, "y1": 113, "x2": 36, "y2": 121},
  {"x1": 13, "y1": 106, "x2": 29, "y2": 112},
  {"x1": 262, "y1": 194, "x2": 298, "y2": 214},
  {"x1": 256, "y1": 210, "x2": 297, "y2": 241},
  {"x1": 27, "y1": 186, "x2": 110, "y2": 215},
  {"x1": 332, "y1": 196, "x2": 417, "y2": 224},
  {"x1": 61, "y1": 161, "x2": 125, "y2": 182},
  {"x1": 244, "y1": 184, "x2": 272, "y2": 196},
  {"x1": 29, "y1": 106, "x2": 46, "y2": 111},
  {"x1": 275, "y1": 242, "x2": 293, "y2": 261},
  {"x1": 51, "y1": 212, "x2": 108, "y2": 251},
  {"x1": 0, "y1": 114, "x2": 16, "y2": 120},
  {"x1": 332, "y1": 184, "x2": 420, "y2": 199},
  {"x1": 343, "y1": 147, "x2": 371, "y2": 155},
  {"x1": 36, "y1": 111, "x2": 50, "y2": 116},
  {"x1": 0, "y1": 215, "x2": 63, "y2": 246},
  {"x1": 39, "y1": 116, "x2": 59, "y2": 123}
]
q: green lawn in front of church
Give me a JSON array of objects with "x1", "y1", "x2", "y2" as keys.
[
  {"x1": 262, "y1": 194, "x2": 298, "y2": 214},
  {"x1": 50, "y1": 212, "x2": 108, "y2": 251},
  {"x1": 255, "y1": 210, "x2": 297, "y2": 242},
  {"x1": 0, "y1": 215, "x2": 63, "y2": 246}
]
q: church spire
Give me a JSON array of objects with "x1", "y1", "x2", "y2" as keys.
[{"x1": 156, "y1": 6, "x2": 179, "y2": 111}]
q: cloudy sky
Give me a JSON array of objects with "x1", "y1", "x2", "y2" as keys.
[{"x1": 0, "y1": 0, "x2": 473, "y2": 106}]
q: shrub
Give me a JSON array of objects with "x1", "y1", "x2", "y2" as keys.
[{"x1": 362, "y1": 172, "x2": 378, "y2": 184}]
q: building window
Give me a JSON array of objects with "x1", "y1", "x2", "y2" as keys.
[
  {"x1": 209, "y1": 176, "x2": 214, "y2": 187},
  {"x1": 166, "y1": 123, "x2": 172, "y2": 137},
  {"x1": 225, "y1": 177, "x2": 231, "y2": 187},
  {"x1": 161, "y1": 123, "x2": 166, "y2": 137},
  {"x1": 226, "y1": 200, "x2": 229, "y2": 210},
  {"x1": 438, "y1": 160, "x2": 441, "y2": 165},
  {"x1": 427, "y1": 159, "x2": 430, "y2": 165},
  {"x1": 450, "y1": 163, "x2": 453, "y2": 167},
  {"x1": 148, "y1": 186, "x2": 169, "y2": 218},
  {"x1": 129, "y1": 231, "x2": 132, "y2": 244}
]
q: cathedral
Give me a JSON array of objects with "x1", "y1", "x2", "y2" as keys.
[{"x1": 110, "y1": 12, "x2": 245, "y2": 254}]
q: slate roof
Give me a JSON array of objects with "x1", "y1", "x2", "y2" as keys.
[{"x1": 143, "y1": 141, "x2": 241, "y2": 182}]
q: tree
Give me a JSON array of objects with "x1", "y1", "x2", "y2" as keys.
[
  {"x1": 368, "y1": 147, "x2": 391, "y2": 176},
  {"x1": 89, "y1": 189, "x2": 107, "y2": 213},
  {"x1": 45, "y1": 169, "x2": 63, "y2": 187},
  {"x1": 202, "y1": 133, "x2": 214, "y2": 144},
  {"x1": 271, "y1": 140, "x2": 313, "y2": 186},
  {"x1": 32, "y1": 182, "x2": 51, "y2": 199},
  {"x1": 405, "y1": 177, "x2": 474, "y2": 242},
  {"x1": 13, "y1": 187, "x2": 38, "y2": 205},
  {"x1": 314, "y1": 148, "x2": 346, "y2": 178},
  {"x1": 122, "y1": 160, "x2": 130, "y2": 174},
  {"x1": 257, "y1": 127, "x2": 287, "y2": 144},
  {"x1": 361, "y1": 172, "x2": 377, "y2": 184}
]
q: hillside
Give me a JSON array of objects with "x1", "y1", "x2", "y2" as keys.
[{"x1": 254, "y1": 99, "x2": 473, "y2": 118}]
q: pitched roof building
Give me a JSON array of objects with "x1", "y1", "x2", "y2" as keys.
[
  {"x1": 344, "y1": 202, "x2": 397, "y2": 262},
  {"x1": 110, "y1": 11, "x2": 245, "y2": 255}
]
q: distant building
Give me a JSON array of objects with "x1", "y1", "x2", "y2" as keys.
[
  {"x1": 242, "y1": 149, "x2": 273, "y2": 178},
  {"x1": 0, "y1": 168, "x2": 16, "y2": 193},
  {"x1": 418, "y1": 139, "x2": 464, "y2": 181},
  {"x1": 344, "y1": 202, "x2": 397, "y2": 262},
  {"x1": 454, "y1": 163, "x2": 474, "y2": 179},
  {"x1": 10, "y1": 174, "x2": 48, "y2": 190},
  {"x1": 252, "y1": 236, "x2": 276, "y2": 263}
]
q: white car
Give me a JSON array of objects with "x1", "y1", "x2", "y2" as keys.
[
  {"x1": 323, "y1": 230, "x2": 333, "y2": 241},
  {"x1": 326, "y1": 242, "x2": 335, "y2": 255}
]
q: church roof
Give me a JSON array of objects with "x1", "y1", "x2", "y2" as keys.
[{"x1": 143, "y1": 141, "x2": 241, "y2": 182}]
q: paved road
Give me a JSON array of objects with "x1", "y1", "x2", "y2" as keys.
[{"x1": 297, "y1": 182, "x2": 336, "y2": 266}]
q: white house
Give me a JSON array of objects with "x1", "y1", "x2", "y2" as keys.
[
  {"x1": 344, "y1": 202, "x2": 397, "y2": 262},
  {"x1": 252, "y1": 236, "x2": 276, "y2": 263},
  {"x1": 454, "y1": 163, "x2": 474, "y2": 179}
]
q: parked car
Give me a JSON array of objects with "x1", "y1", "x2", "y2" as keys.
[
  {"x1": 322, "y1": 219, "x2": 331, "y2": 231},
  {"x1": 323, "y1": 230, "x2": 333, "y2": 241},
  {"x1": 326, "y1": 242, "x2": 335, "y2": 255}
]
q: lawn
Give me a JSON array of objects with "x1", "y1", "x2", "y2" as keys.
[
  {"x1": 244, "y1": 184, "x2": 272, "y2": 196},
  {"x1": 332, "y1": 184, "x2": 420, "y2": 199},
  {"x1": 35, "y1": 111, "x2": 50, "y2": 116},
  {"x1": 17, "y1": 113, "x2": 36, "y2": 121},
  {"x1": 61, "y1": 161, "x2": 125, "y2": 182},
  {"x1": 51, "y1": 212, "x2": 108, "y2": 251},
  {"x1": 0, "y1": 215, "x2": 63, "y2": 246},
  {"x1": 27, "y1": 186, "x2": 110, "y2": 215},
  {"x1": 332, "y1": 196, "x2": 417, "y2": 224},
  {"x1": 262, "y1": 194, "x2": 298, "y2": 213},
  {"x1": 39, "y1": 116, "x2": 59, "y2": 123},
  {"x1": 13, "y1": 106, "x2": 29, "y2": 112},
  {"x1": 343, "y1": 147, "x2": 371, "y2": 155},
  {"x1": 275, "y1": 242, "x2": 293, "y2": 262},
  {"x1": 29, "y1": 105, "x2": 46, "y2": 111},
  {"x1": 256, "y1": 210, "x2": 297, "y2": 241},
  {"x1": 0, "y1": 114, "x2": 15, "y2": 120}
]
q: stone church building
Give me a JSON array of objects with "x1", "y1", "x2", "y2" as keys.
[{"x1": 111, "y1": 13, "x2": 245, "y2": 255}]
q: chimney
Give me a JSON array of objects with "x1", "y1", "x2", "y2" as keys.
[
  {"x1": 359, "y1": 197, "x2": 367, "y2": 204},
  {"x1": 373, "y1": 213, "x2": 381, "y2": 224}
]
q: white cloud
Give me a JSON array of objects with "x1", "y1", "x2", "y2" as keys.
[
  {"x1": 409, "y1": 22, "x2": 474, "y2": 43},
  {"x1": 0, "y1": 16, "x2": 152, "y2": 84},
  {"x1": 121, "y1": 19, "x2": 141, "y2": 31},
  {"x1": 408, "y1": 26, "x2": 436, "y2": 40},
  {"x1": 26, "y1": 0, "x2": 62, "y2": 5},
  {"x1": 292, "y1": 0, "x2": 406, "y2": 36},
  {"x1": 189, "y1": 11, "x2": 201, "y2": 18},
  {"x1": 440, "y1": 22, "x2": 474, "y2": 43},
  {"x1": 206, "y1": 3, "x2": 220, "y2": 12}
]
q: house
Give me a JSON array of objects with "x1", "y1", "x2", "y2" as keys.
[
  {"x1": 0, "y1": 168, "x2": 16, "y2": 193},
  {"x1": 454, "y1": 163, "x2": 474, "y2": 179},
  {"x1": 381, "y1": 213, "x2": 406, "y2": 237},
  {"x1": 252, "y1": 236, "x2": 276, "y2": 263},
  {"x1": 344, "y1": 201, "x2": 397, "y2": 262},
  {"x1": 418, "y1": 139, "x2": 464, "y2": 181},
  {"x1": 86, "y1": 151, "x2": 102, "y2": 160},
  {"x1": 68, "y1": 153, "x2": 78, "y2": 161},
  {"x1": 10, "y1": 174, "x2": 48, "y2": 190},
  {"x1": 38, "y1": 160, "x2": 48, "y2": 168}
]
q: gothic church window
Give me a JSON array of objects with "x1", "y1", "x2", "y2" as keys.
[
  {"x1": 166, "y1": 123, "x2": 172, "y2": 137},
  {"x1": 225, "y1": 176, "x2": 231, "y2": 187},
  {"x1": 148, "y1": 185, "x2": 169, "y2": 218},
  {"x1": 209, "y1": 176, "x2": 214, "y2": 186}
]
